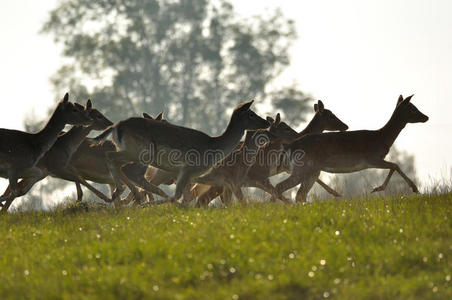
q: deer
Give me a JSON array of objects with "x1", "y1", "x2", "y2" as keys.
[
  {"x1": 94, "y1": 100, "x2": 270, "y2": 204},
  {"x1": 0, "y1": 99, "x2": 115, "y2": 212},
  {"x1": 192, "y1": 100, "x2": 349, "y2": 206},
  {"x1": 0, "y1": 93, "x2": 92, "y2": 210},
  {"x1": 275, "y1": 95, "x2": 428, "y2": 202},
  {"x1": 243, "y1": 100, "x2": 348, "y2": 200},
  {"x1": 67, "y1": 112, "x2": 170, "y2": 205},
  {"x1": 0, "y1": 108, "x2": 169, "y2": 212},
  {"x1": 192, "y1": 115, "x2": 299, "y2": 205}
]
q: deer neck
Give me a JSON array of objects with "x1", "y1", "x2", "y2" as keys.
[
  {"x1": 298, "y1": 114, "x2": 324, "y2": 136},
  {"x1": 379, "y1": 110, "x2": 407, "y2": 149},
  {"x1": 34, "y1": 107, "x2": 67, "y2": 154},
  {"x1": 56, "y1": 126, "x2": 92, "y2": 159},
  {"x1": 247, "y1": 131, "x2": 268, "y2": 152},
  {"x1": 211, "y1": 118, "x2": 245, "y2": 155}
]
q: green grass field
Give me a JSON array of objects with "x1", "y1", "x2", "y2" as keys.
[{"x1": 1, "y1": 195, "x2": 451, "y2": 299}]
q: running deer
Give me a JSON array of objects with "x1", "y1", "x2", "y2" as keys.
[
  {"x1": 243, "y1": 100, "x2": 348, "y2": 199},
  {"x1": 275, "y1": 95, "x2": 428, "y2": 202},
  {"x1": 193, "y1": 100, "x2": 348, "y2": 206},
  {"x1": 95, "y1": 101, "x2": 270, "y2": 203},
  {"x1": 0, "y1": 100, "x2": 114, "y2": 211},
  {"x1": 193, "y1": 115, "x2": 299, "y2": 204},
  {"x1": 0, "y1": 93, "x2": 92, "y2": 210},
  {"x1": 139, "y1": 111, "x2": 179, "y2": 199},
  {"x1": 67, "y1": 113, "x2": 170, "y2": 205},
  {"x1": 191, "y1": 115, "x2": 296, "y2": 205},
  {"x1": 1, "y1": 107, "x2": 167, "y2": 212}
]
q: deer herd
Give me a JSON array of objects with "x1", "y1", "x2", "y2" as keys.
[{"x1": 0, "y1": 93, "x2": 428, "y2": 213}]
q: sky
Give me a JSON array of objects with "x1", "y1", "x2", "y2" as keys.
[{"x1": 0, "y1": 0, "x2": 451, "y2": 195}]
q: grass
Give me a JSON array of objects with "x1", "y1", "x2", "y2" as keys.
[{"x1": 1, "y1": 194, "x2": 452, "y2": 299}]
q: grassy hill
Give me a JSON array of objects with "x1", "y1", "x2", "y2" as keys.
[{"x1": 1, "y1": 195, "x2": 451, "y2": 299}]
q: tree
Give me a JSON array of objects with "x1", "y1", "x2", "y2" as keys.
[
  {"x1": 24, "y1": 0, "x2": 312, "y2": 206},
  {"x1": 42, "y1": 0, "x2": 312, "y2": 134}
]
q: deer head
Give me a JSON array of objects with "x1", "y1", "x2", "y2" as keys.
[
  {"x1": 267, "y1": 113, "x2": 299, "y2": 143},
  {"x1": 57, "y1": 93, "x2": 92, "y2": 126},
  {"x1": 84, "y1": 99, "x2": 113, "y2": 130},
  {"x1": 313, "y1": 100, "x2": 349, "y2": 132},
  {"x1": 395, "y1": 95, "x2": 429, "y2": 124},
  {"x1": 230, "y1": 100, "x2": 270, "y2": 131}
]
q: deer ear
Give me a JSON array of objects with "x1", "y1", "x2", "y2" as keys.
[
  {"x1": 314, "y1": 103, "x2": 318, "y2": 112},
  {"x1": 397, "y1": 95, "x2": 404, "y2": 105},
  {"x1": 404, "y1": 94, "x2": 414, "y2": 103},
  {"x1": 155, "y1": 111, "x2": 164, "y2": 120},
  {"x1": 317, "y1": 100, "x2": 324, "y2": 112},
  {"x1": 238, "y1": 100, "x2": 253, "y2": 112},
  {"x1": 86, "y1": 99, "x2": 92, "y2": 109},
  {"x1": 62, "y1": 93, "x2": 69, "y2": 103},
  {"x1": 142, "y1": 112, "x2": 152, "y2": 119},
  {"x1": 266, "y1": 116, "x2": 274, "y2": 123},
  {"x1": 275, "y1": 113, "x2": 281, "y2": 125}
]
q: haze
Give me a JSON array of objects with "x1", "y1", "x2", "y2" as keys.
[{"x1": 0, "y1": 0, "x2": 450, "y2": 189}]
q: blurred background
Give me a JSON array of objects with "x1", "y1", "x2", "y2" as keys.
[{"x1": 0, "y1": 0, "x2": 450, "y2": 209}]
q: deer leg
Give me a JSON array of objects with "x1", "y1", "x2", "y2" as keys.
[
  {"x1": 0, "y1": 195, "x2": 15, "y2": 213},
  {"x1": 197, "y1": 186, "x2": 223, "y2": 207},
  {"x1": 108, "y1": 184, "x2": 116, "y2": 198},
  {"x1": 295, "y1": 187, "x2": 307, "y2": 203},
  {"x1": 123, "y1": 190, "x2": 137, "y2": 206},
  {"x1": 275, "y1": 173, "x2": 302, "y2": 201},
  {"x1": 243, "y1": 178, "x2": 290, "y2": 203},
  {"x1": 54, "y1": 167, "x2": 112, "y2": 203},
  {"x1": 171, "y1": 169, "x2": 193, "y2": 204},
  {"x1": 371, "y1": 160, "x2": 419, "y2": 193},
  {"x1": 132, "y1": 176, "x2": 168, "y2": 198},
  {"x1": 3, "y1": 170, "x2": 19, "y2": 200},
  {"x1": 115, "y1": 163, "x2": 159, "y2": 204},
  {"x1": 295, "y1": 171, "x2": 320, "y2": 203},
  {"x1": 191, "y1": 184, "x2": 211, "y2": 200},
  {"x1": 371, "y1": 169, "x2": 395, "y2": 193},
  {"x1": 0, "y1": 178, "x2": 33, "y2": 212},
  {"x1": 316, "y1": 179, "x2": 342, "y2": 197},
  {"x1": 118, "y1": 172, "x2": 145, "y2": 203},
  {"x1": 182, "y1": 184, "x2": 192, "y2": 204},
  {"x1": 75, "y1": 182, "x2": 83, "y2": 202},
  {"x1": 1, "y1": 169, "x2": 45, "y2": 200},
  {"x1": 0, "y1": 184, "x2": 12, "y2": 207},
  {"x1": 1, "y1": 170, "x2": 46, "y2": 213},
  {"x1": 0, "y1": 179, "x2": 22, "y2": 205},
  {"x1": 220, "y1": 188, "x2": 233, "y2": 206},
  {"x1": 109, "y1": 184, "x2": 126, "y2": 207},
  {"x1": 1, "y1": 184, "x2": 11, "y2": 199},
  {"x1": 122, "y1": 164, "x2": 168, "y2": 199},
  {"x1": 393, "y1": 165, "x2": 419, "y2": 193},
  {"x1": 231, "y1": 184, "x2": 246, "y2": 204},
  {"x1": 105, "y1": 151, "x2": 136, "y2": 201},
  {"x1": 15, "y1": 175, "x2": 45, "y2": 197},
  {"x1": 75, "y1": 178, "x2": 113, "y2": 203},
  {"x1": 260, "y1": 179, "x2": 290, "y2": 203}
]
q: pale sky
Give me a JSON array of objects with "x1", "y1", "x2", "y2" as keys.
[{"x1": 0, "y1": 0, "x2": 451, "y2": 193}]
